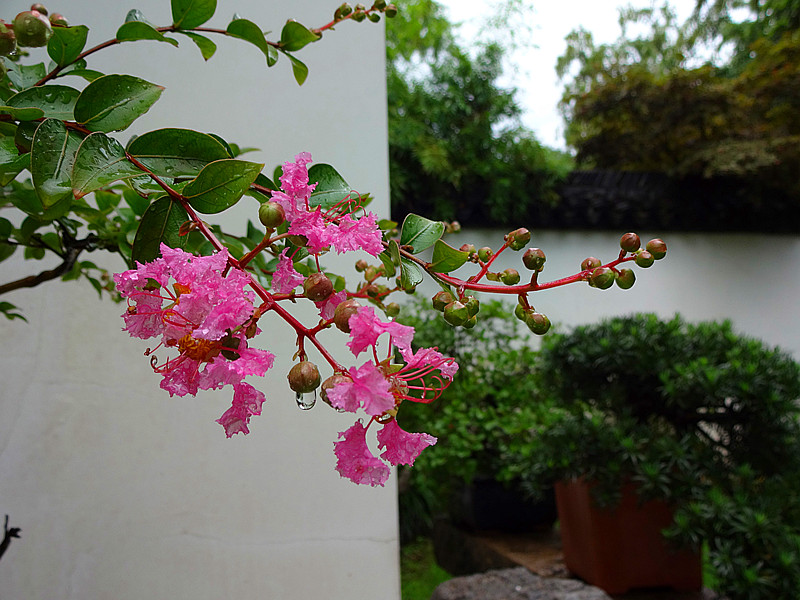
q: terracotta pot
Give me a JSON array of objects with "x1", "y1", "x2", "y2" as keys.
[{"x1": 555, "y1": 478, "x2": 702, "y2": 595}]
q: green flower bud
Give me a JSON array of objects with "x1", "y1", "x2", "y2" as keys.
[
  {"x1": 464, "y1": 295, "x2": 480, "y2": 317},
  {"x1": 634, "y1": 250, "x2": 655, "y2": 268},
  {"x1": 507, "y1": 227, "x2": 531, "y2": 251},
  {"x1": 351, "y1": 10, "x2": 367, "y2": 21},
  {"x1": 646, "y1": 238, "x2": 667, "y2": 260},
  {"x1": 514, "y1": 304, "x2": 527, "y2": 321},
  {"x1": 581, "y1": 256, "x2": 602, "y2": 272},
  {"x1": 522, "y1": 247, "x2": 546, "y2": 271},
  {"x1": 384, "y1": 4, "x2": 398, "y2": 17},
  {"x1": 13, "y1": 10, "x2": 51, "y2": 47},
  {"x1": 49, "y1": 13, "x2": 67, "y2": 26},
  {"x1": 334, "y1": 299, "x2": 361, "y2": 332},
  {"x1": 590, "y1": 267, "x2": 615, "y2": 290},
  {"x1": 477, "y1": 246, "x2": 493, "y2": 262},
  {"x1": 525, "y1": 312, "x2": 551, "y2": 335},
  {"x1": 463, "y1": 315, "x2": 478, "y2": 329},
  {"x1": 459, "y1": 243, "x2": 476, "y2": 255},
  {"x1": 499, "y1": 268, "x2": 520, "y2": 286},
  {"x1": 0, "y1": 22, "x2": 17, "y2": 56},
  {"x1": 443, "y1": 301, "x2": 468, "y2": 326},
  {"x1": 372, "y1": 0, "x2": 387, "y2": 9},
  {"x1": 367, "y1": 12, "x2": 381, "y2": 22},
  {"x1": 615, "y1": 268, "x2": 636, "y2": 289},
  {"x1": 288, "y1": 361, "x2": 321, "y2": 394},
  {"x1": 31, "y1": 4, "x2": 48, "y2": 16},
  {"x1": 303, "y1": 272, "x2": 334, "y2": 302},
  {"x1": 432, "y1": 290, "x2": 454, "y2": 311},
  {"x1": 258, "y1": 201, "x2": 285, "y2": 228},
  {"x1": 385, "y1": 302, "x2": 400, "y2": 318},
  {"x1": 334, "y1": 3, "x2": 353, "y2": 19},
  {"x1": 619, "y1": 232, "x2": 641, "y2": 253},
  {"x1": 355, "y1": 259, "x2": 368, "y2": 272}
]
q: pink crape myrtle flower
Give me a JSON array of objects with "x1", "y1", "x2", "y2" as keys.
[
  {"x1": 270, "y1": 152, "x2": 384, "y2": 257},
  {"x1": 114, "y1": 243, "x2": 274, "y2": 437},
  {"x1": 271, "y1": 249, "x2": 305, "y2": 294},
  {"x1": 377, "y1": 419, "x2": 437, "y2": 466},
  {"x1": 329, "y1": 305, "x2": 458, "y2": 485},
  {"x1": 333, "y1": 421, "x2": 391, "y2": 487}
]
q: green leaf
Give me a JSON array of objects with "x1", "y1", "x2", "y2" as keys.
[
  {"x1": 226, "y1": 19, "x2": 278, "y2": 66},
  {"x1": 0, "y1": 242, "x2": 15, "y2": 264},
  {"x1": 183, "y1": 159, "x2": 263, "y2": 214},
  {"x1": 378, "y1": 251, "x2": 397, "y2": 278},
  {"x1": 172, "y1": 0, "x2": 217, "y2": 29},
  {"x1": 0, "y1": 301, "x2": 27, "y2": 322},
  {"x1": 429, "y1": 239, "x2": 470, "y2": 273},
  {"x1": 127, "y1": 128, "x2": 230, "y2": 178},
  {"x1": 0, "y1": 135, "x2": 30, "y2": 186},
  {"x1": 131, "y1": 196, "x2": 190, "y2": 264},
  {"x1": 6, "y1": 85, "x2": 81, "y2": 121},
  {"x1": 2, "y1": 59, "x2": 47, "y2": 90},
  {"x1": 0, "y1": 106, "x2": 44, "y2": 121},
  {"x1": 47, "y1": 25, "x2": 90, "y2": 67},
  {"x1": 178, "y1": 31, "x2": 217, "y2": 60},
  {"x1": 279, "y1": 21, "x2": 321, "y2": 52},
  {"x1": 31, "y1": 119, "x2": 82, "y2": 208},
  {"x1": 308, "y1": 163, "x2": 351, "y2": 209},
  {"x1": 387, "y1": 238, "x2": 402, "y2": 264},
  {"x1": 73, "y1": 74, "x2": 165, "y2": 133},
  {"x1": 123, "y1": 188, "x2": 150, "y2": 216},
  {"x1": 116, "y1": 21, "x2": 179, "y2": 47},
  {"x1": 400, "y1": 213, "x2": 445, "y2": 253},
  {"x1": 400, "y1": 258, "x2": 423, "y2": 290},
  {"x1": 72, "y1": 132, "x2": 145, "y2": 198},
  {"x1": 283, "y1": 52, "x2": 309, "y2": 85},
  {"x1": 61, "y1": 69, "x2": 105, "y2": 82}
]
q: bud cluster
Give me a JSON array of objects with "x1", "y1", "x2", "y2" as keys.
[
  {"x1": 582, "y1": 233, "x2": 667, "y2": 291},
  {"x1": 334, "y1": 1, "x2": 397, "y2": 23},
  {"x1": 1, "y1": 4, "x2": 68, "y2": 56},
  {"x1": 431, "y1": 290, "x2": 479, "y2": 329}
]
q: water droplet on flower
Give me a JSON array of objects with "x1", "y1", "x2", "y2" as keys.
[{"x1": 296, "y1": 390, "x2": 316, "y2": 410}]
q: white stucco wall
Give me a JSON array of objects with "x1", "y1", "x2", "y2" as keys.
[
  {"x1": 440, "y1": 229, "x2": 800, "y2": 360},
  {"x1": 0, "y1": 1, "x2": 398, "y2": 599}
]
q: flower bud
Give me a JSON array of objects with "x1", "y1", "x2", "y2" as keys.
[
  {"x1": 303, "y1": 272, "x2": 334, "y2": 302},
  {"x1": 321, "y1": 373, "x2": 351, "y2": 408},
  {"x1": 384, "y1": 4, "x2": 398, "y2": 17},
  {"x1": 49, "y1": 13, "x2": 67, "y2": 26},
  {"x1": 522, "y1": 247, "x2": 546, "y2": 271},
  {"x1": 364, "y1": 265, "x2": 378, "y2": 281},
  {"x1": 288, "y1": 361, "x2": 321, "y2": 394},
  {"x1": 373, "y1": 0, "x2": 387, "y2": 10},
  {"x1": 514, "y1": 304, "x2": 527, "y2": 321},
  {"x1": 615, "y1": 268, "x2": 636, "y2": 289},
  {"x1": 334, "y1": 298, "x2": 361, "y2": 332},
  {"x1": 385, "y1": 302, "x2": 400, "y2": 318},
  {"x1": 477, "y1": 247, "x2": 493, "y2": 262},
  {"x1": 258, "y1": 201, "x2": 285, "y2": 228},
  {"x1": 634, "y1": 250, "x2": 655, "y2": 268},
  {"x1": 0, "y1": 22, "x2": 17, "y2": 56},
  {"x1": 525, "y1": 312, "x2": 551, "y2": 335},
  {"x1": 581, "y1": 256, "x2": 602, "y2": 272},
  {"x1": 367, "y1": 11, "x2": 381, "y2": 22},
  {"x1": 463, "y1": 295, "x2": 480, "y2": 317},
  {"x1": 30, "y1": 4, "x2": 48, "y2": 16},
  {"x1": 463, "y1": 315, "x2": 477, "y2": 329},
  {"x1": 432, "y1": 290, "x2": 455, "y2": 312},
  {"x1": 507, "y1": 228, "x2": 531, "y2": 251},
  {"x1": 499, "y1": 268, "x2": 520, "y2": 286},
  {"x1": 619, "y1": 232, "x2": 641, "y2": 253},
  {"x1": 334, "y1": 3, "x2": 353, "y2": 19},
  {"x1": 443, "y1": 301, "x2": 468, "y2": 326},
  {"x1": 646, "y1": 238, "x2": 667, "y2": 260},
  {"x1": 459, "y1": 243, "x2": 476, "y2": 255},
  {"x1": 13, "y1": 10, "x2": 51, "y2": 47},
  {"x1": 355, "y1": 259, "x2": 368, "y2": 272},
  {"x1": 590, "y1": 267, "x2": 615, "y2": 290}
]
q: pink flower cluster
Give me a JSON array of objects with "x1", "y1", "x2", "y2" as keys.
[
  {"x1": 269, "y1": 152, "x2": 384, "y2": 297},
  {"x1": 114, "y1": 244, "x2": 274, "y2": 437},
  {"x1": 329, "y1": 306, "x2": 458, "y2": 487}
]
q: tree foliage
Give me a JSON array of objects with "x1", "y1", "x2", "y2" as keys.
[
  {"x1": 386, "y1": 0, "x2": 572, "y2": 226},
  {"x1": 558, "y1": 0, "x2": 800, "y2": 193}
]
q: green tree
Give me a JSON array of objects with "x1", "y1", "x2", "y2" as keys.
[{"x1": 386, "y1": 0, "x2": 572, "y2": 226}]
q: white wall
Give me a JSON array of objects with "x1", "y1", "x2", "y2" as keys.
[
  {"x1": 440, "y1": 229, "x2": 800, "y2": 359},
  {"x1": 0, "y1": 1, "x2": 399, "y2": 599}
]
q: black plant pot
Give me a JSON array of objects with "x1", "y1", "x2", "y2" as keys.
[{"x1": 453, "y1": 477, "x2": 557, "y2": 532}]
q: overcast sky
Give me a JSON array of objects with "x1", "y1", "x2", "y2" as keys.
[{"x1": 435, "y1": 0, "x2": 697, "y2": 149}]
